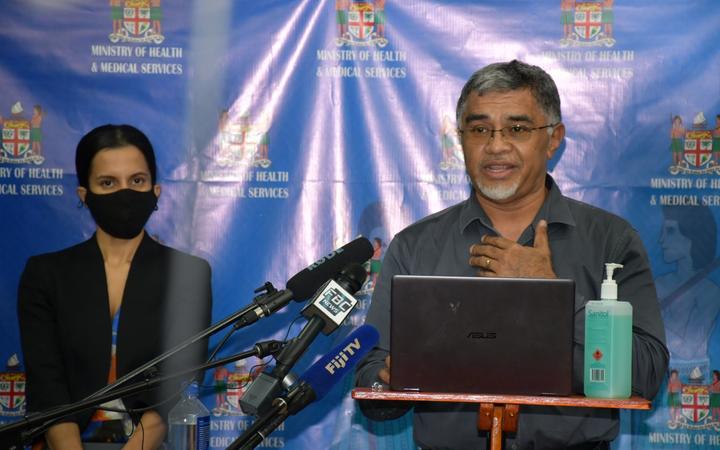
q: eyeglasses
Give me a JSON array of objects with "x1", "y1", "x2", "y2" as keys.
[{"x1": 458, "y1": 123, "x2": 558, "y2": 145}]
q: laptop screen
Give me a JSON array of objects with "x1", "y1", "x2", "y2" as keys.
[{"x1": 390, "y1": 275, "x2": 575, "y2": 396}]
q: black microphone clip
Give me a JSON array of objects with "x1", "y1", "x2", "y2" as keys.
[
  {"x1": 253, "y1": 281, "x2": 277, "y2": 297},
  {"x1": 253, "y1": 340, "x2": 286, "y2": 358}
]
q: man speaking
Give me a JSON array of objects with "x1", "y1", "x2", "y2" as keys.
[{"x1": 355, "y1": 60, "x2": 668, "y2": 449}]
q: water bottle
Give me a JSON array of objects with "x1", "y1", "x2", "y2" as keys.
[{"x1": 167, "y1": 381, "x2": 210, "y2": 450}]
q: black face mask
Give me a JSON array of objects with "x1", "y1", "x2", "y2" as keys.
[{"x1": 84, "y1": 188, "x2": 158, "y2": 239}]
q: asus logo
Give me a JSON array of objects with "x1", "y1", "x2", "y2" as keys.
[{"x1": 467, "y1": 331, "x2": 496, "y2": 339}]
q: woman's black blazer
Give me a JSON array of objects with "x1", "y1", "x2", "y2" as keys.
[{"x1": 18, "y1": 233, "x2": 212, "y2": 428}]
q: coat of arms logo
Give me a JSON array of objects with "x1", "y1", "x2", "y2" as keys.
[
  {"x1": 212, "y1": 360, "x2": 264, "y2": 417},
  {"x1": 216, "y1": 111, "x2": 271, "y2": 169},
  {"x1": 440, "y1": 115, "x2": 464, "y2": 171},
  {"x1": 336, "y1": 0, "x2": 388, "y2": 47},
  {"x1": 666, "y1": 367, "x2": 720, "y2": 431},
  {"x1": 0, "y1": 355, "x2": 26, "y2": 418},
  {"x1": 560, "y1": 0, "x2": 615, "y2": 47},
  {"x1": 110, "y1": 0, "x2": 164, "y2": 44},
  {"x1": 669, "y1": 112, "x2": 720, "y2": 175},
  {"x1": 1, "y1": 102, "x2": 44, "y2": 165}
]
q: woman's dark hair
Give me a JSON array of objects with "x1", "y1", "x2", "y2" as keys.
[{"x1": 75, "y1": 124, "x2": 157, "y2": 188}]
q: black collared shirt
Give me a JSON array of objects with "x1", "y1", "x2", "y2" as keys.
[{"x1": 357, "y1": 175, "x2": 668, "y2": 449}]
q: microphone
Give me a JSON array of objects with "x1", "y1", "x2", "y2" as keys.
[
  {"x1": 295, "y1": 323, "x2": 380, "y2": 401},
  {"x1": 238, "y1": 237, "x2": 373, "y2": 327},
  {"x1": 275, "y1": 262, "x2": 367, "y2": 376},
  {"x1": 240, "y1": 263, "x2": 367, "y2": 415},
  {"x1": 228, "y1": 325, "x2": 379, "y2": 450}
]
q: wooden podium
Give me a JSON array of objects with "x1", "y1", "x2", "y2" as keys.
[{"x1": 352, "y1": 388, "x2": 651, "y2": 450}]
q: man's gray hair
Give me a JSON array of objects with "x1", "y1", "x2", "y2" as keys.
[{"x1": 455, "y1": 60, "x2": 562, "y2": 127}]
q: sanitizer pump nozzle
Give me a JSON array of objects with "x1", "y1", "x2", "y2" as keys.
[{"x1": 600, "y1": 263, "x2": 623, "y2": 300}]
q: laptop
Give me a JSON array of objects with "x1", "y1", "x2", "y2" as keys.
[{"x1": 390, "y1": 275, "x2": 575, "y2": 396}]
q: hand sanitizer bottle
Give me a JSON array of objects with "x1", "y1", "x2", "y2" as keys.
[{"x1": 584, "y1": 263, "x2": 632, "y2": 398}]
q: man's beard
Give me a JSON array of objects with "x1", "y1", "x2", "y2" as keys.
[{"x1": 475, "y1": 178, "x2": 520, "y2": 201}]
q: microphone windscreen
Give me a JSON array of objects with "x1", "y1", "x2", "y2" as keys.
[
  {"x1": 287, "y1": 237, "x2": 373, "y2": 300},
  {"x1": 336, "y1": 262, "x2": 368, "y2": 294},
  {"x1": 298, "y1": 324, "x2": 379, "y2": 400}
]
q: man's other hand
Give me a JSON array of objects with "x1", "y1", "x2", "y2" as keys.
[{"x1": 378, "y1": 355, "x2": 391, "y2": 384}]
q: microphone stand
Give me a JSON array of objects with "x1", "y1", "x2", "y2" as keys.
[
  {"x1": 0, "y1": 341, "x2": 284, "y2": 449},
  {"x1": 227, "y1": 382, "x2": 315, "y2": 450}
]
